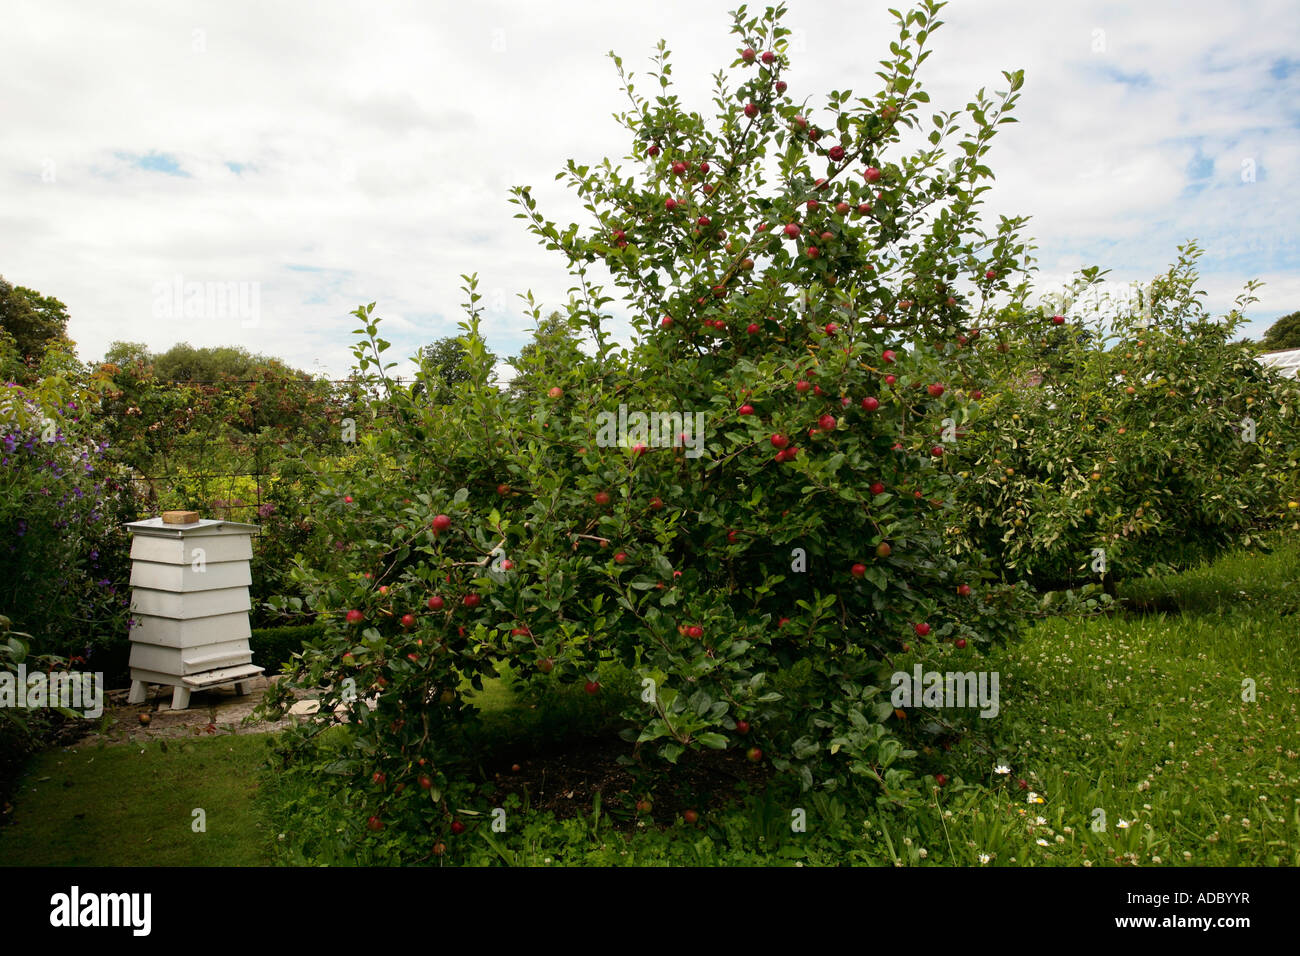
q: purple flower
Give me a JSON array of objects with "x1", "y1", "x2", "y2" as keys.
[
  {"x1": 89, "y1": 550, "x2": 99, "y2": 561},
  {"x1": 15, "y1": 519, "x2": 26, "y2": 537}
]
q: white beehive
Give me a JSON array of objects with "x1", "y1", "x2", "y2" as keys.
[{"x1": 125, "y1": 513, "x2": 264, "y2": 710}]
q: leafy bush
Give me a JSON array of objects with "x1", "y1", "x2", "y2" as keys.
[
  {"x1": 949, "y1": 243, "x2": 1300, "y2": 589},
  {"x1": 250, "y1": 624, "x2": 326, "y2": 671}
]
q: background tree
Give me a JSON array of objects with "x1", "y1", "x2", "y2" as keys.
[
  {"x1": 1260, "y1": 310, "x2": 1300, "y2": 351},
  {"x1": 0, "y1": 278, "x2": 71, "y2": 381},
  {"x1": 416, "y1": 334, "x2": 496, "y2": 404},
  {"x1": 505, "y1": 309, "x2": 590, "y2": 401}
]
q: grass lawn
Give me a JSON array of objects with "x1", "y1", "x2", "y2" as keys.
[
  {"x1": 0, "y1": 734, "x2": 273, "y2": 866},
  {"x1": 3, "y1": 536, "x2": 1297, "y2": 865}
]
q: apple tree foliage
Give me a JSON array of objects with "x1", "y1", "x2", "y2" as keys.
[
  {"x1": 946, "y1": 241, "x2": 1300, "y2": 590},
  {"x1": 261, "y1": 1, "x2": 1049, "y2": 842}
]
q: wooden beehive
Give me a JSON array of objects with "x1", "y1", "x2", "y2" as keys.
[{"x1": 124, "y1": 516, "x2": 264, "y2": 710}]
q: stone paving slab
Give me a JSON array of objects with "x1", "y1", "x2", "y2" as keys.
[{"x1": 69, "y1": 676, "x2": 339, "y2": 747}]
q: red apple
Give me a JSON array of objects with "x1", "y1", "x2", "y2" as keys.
[
  {"x1": 824, "y1": 322, "x2": 838, "y2": 335},
  {"x1": 931, "y1": 445, "x2": 944, "y2": 457},
  {"x1": 400, "y1": 613, "x2": 416, "y2": 629},
  {"x1": 955, "y1": 638, "x2": 967, "y2": 649},
  {"x1": 876, "y1": 542, "x2": 892, "y2": 558},
  {"x1": 770, "y1": 433, "x2": 789, "y2": 449},
  {"x1": 861, "y1": 396, "x2": 880, "y2": 412},
  {"x1": 882, "y1": 349, "x2": 896, "y2": 363},
  {"x1": 595, "y1": 491, "x2": 611, "y2": 506},
  {"x1": 649, "y1": 496, "x2": 664, "y2": 511},
  {"x1": 683, "y1": 809, "x2": 700, "y2": 824},
  {"x1": 463, "y1": 593, "x2": 481, "y2": 608},
  {"x1": 796, "y1": 379, "x2": 811, "y2": 394},
  {"x1": 450, "y1": 820, "x2": 467, "y2": 835},
  {"x1": 1051, "y1": 314, "x2": 1065, "y2": 325},
  {"x1": 818, "y1": 413, "x2": 837, "y2": 430},
  {"x1": 343, "y1": 495, "x2": 354, "y2": 504},
  {"x1": 346, "y1": 609, "x2": 364, "y2": 625},
  {"x1": 427, "y1": 595, "x2": 444, "y2": 611},
  {"x1": 863, "y1": 166, "x2": 882, "y2": 182},
  {"x1": 431, "y1": 513, "x2": 452, "y2": 534},
  {"x1": 935, "y1": 773, "x2": 948, "y2": 787},
  {"x1": 745, "y1": 323, "x2": 760, "y2": 335},
  {"x1": 746, "y1": 747, "x2": 763, "y2": 763},
  {"x1": 744, "y1": 102, "x2": 758, "y2": 118},
  {"x1": 584, "y1": 680, "x2": 601, "y2": 695},
  {"x1": 828, "y1": 145, "x2": 845, "y2": 162},
  {"x1": 761, "y1": 50, "x2": 775, "y2": 64},
  {"x1": 914, "y1": 622, "x2": 931, "y2": 637},
  {"x1": 735, "y1": 720, "x2": 750, "y2": 734},
  {"x1": 783, "y1": 223, "x2": 801, "y2": 238},
  {"x1": 870, "y1": 482, "x2": 885, "y2": 495},
  {"x1": 366, "y1": 816, "x2": 384, "y2": 832},
  {"x1": 741, "y1": 47, "x2": 756, "y2": 62},
  {"x1": 851, "y1": 563, "x2": 867, "y2": 578},
  {"x1": 957, "y1": 584, "x2": 972, "y2": 597},
  {"x1": 775, "y1": 80, "x2": 787, "y2": 93},
  {"x1": 927, "y1": 383, "x2": 945, "y2": 398}
]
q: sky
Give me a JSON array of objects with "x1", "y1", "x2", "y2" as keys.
[{"x1": 2, "y1": 0, "x2": 1298, "y2": 381}]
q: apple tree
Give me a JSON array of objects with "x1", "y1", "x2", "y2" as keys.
[{"x1": 261, "y1": 0, "x2": 1044, "y2": 849}]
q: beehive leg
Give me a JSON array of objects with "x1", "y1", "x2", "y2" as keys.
[
  {"x1": 171, "y1": 685, "x2": 191, "y2": 711},
  {"x1": 234, "y1": 681, "x2": 251, "y2": 696},
  {"x1": 128, "y1": 680, "x2": 147, "y2": 704}
]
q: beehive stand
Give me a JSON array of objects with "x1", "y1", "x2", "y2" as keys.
[{"x1": 124, "y1": 514, "x2": 264, "y2": 710}]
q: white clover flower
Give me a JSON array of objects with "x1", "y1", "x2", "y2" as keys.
[{"x1": 918, "y1": 848, "x2": 928, "y2": 859}]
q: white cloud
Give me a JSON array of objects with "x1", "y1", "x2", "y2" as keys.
[{"x1": 1, "y1": 0, "x2": 1297, "y2": 377}]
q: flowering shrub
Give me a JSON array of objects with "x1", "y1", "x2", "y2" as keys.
[{"x1": 0, "y1": 370, "x2": 134, "y2": 660}]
